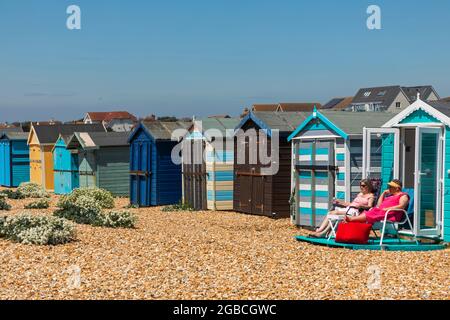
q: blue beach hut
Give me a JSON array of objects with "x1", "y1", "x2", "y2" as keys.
[
  {"x1": 287, "y1": 108, "x2": 393, "y2": 227},
  {"x1": 128, "y1": 121, "x2": 191, "y2": 207},
  {"x1": 0, "y1": 132, "x2": 30, "y2": 187},
  {"x1": 52, "y1": 134, "x2": 79, "y2": 195}
]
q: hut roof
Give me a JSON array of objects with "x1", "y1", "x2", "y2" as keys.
[
  {"x1": 68, "y1": 132, "x2": 129, "y2": 150},
  {"x1": 189, "y1": 117, "x2": 241, "y2": 138},
  {"x1": 236, "y1": 111, "x2": 310, "y2": 137},
  {"x1": 31, "y1": 123, "x2": 105, "y2": 144},
  {"x1": 0, "y1": 132, "x2": 29, "y2": 140},
  {"x1": 140, "y1": 121, "x2": 191, "y2": 140},
  {"x1": 288, "y1": 110, "x2": 395, "y2": 141}
]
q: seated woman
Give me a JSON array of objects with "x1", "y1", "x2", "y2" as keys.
[
  {"x1": 310, "y1": 179, "x2": 375, "y2": 237},
  {"x1": 345, "y1": 179, "x2": 409, "y2": 224}
]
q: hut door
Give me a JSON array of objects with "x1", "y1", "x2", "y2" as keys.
[
  {"x1": 183, "y1": 139, "x2": 207, "y2": 210},
  {"x1": 130, "y1": 142, "x2": 151, "y2": 206},
  {"x1": 414, "y1": 127, "x2": 442, "y2": 237},
  {"x1": 239, "y1": 175, "x2": 252, "y2": 213},
  {"x1": 296, "y1": 140, "x2": 336, "y2": 227},
  {"x1": 251, "y1": 176, "x2": 264, "y2": 214}
]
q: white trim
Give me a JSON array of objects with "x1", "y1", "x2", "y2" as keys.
[
  {"x1": 336, "y1": 148, "x2": 346, "y2": 154},
  {"x1": 299, "y1": 184, "x2": 311, "y2": 190},
  {"x1": 363, "y1": 128, "x2": 400, "y2": 179},
  {"x1": 292, "y1": 135, "x2": 340, "y2": 140},
  {"x1": 335, "y1": 185, "x2": 346, "y2": 192},
  {"x1": 382, "y1": 98, "x2": 450, "y2": 128}
]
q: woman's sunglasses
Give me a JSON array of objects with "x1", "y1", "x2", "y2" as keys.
[{"x1": 360, "y1": 184, "x2": 367, "y2": 188}]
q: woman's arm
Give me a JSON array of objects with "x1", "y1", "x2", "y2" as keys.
[{"x1": 377, "y1": 190, "x2": 388, "y2": 207}]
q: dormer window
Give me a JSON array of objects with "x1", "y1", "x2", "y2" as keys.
[
  {"x1": 377, "y1": 90, "x2": 386, "y2": 96},
  {"x1": 364, "y1": 91, "x2": 371, "y2": 97}
]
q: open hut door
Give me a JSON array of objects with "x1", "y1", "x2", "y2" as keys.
[
  {"x1": 183, "y1": 139, "x2": 207, "y2": 210},
  {"x1": 413, "y1": 127, "x2": 443, "y2": 237},
  {"x1": 362, "y1": 128, "x2": 399, "y2": 192},
  {"x1": 296, "y1": 139, "x2": 336, "y2": 227}
]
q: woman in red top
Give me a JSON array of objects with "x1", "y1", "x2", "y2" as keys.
[{"x1": 346, "y1": 179, "x2": 409, "y2": 224}]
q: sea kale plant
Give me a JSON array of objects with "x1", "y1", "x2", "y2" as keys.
[
  {"x1": 17, "y1": 182, "x2": 50, "y2": 198},
  {"x1": 0, "y1": 194, "x2": 12, "y2": 211},
  {"x1": 0, "y1": 213, "x2": 76, "y2": 245},
  {"x1": 55, "y1": 187, "x2": 136, "y2": 228},
  {"x1": 24, "y1": 198, "x2": 51, "y2": 209}
]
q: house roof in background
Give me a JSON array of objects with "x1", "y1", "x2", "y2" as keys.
[
  {"x1": 352, "y1": 85, "x2": 439, "y2": 107},
  {"x1": 401, "y1": 85, "x2": 439, "y2": 102},
  {"x1": 277, "y1": 103, "x2": 322, "y2": 112},
  {"x1": 352, "y1": 85, "x2": 403, "y2": 106},
  {"x1": 322, "y1": 97, "x2": 353, "y2": 110},
  {"x1": 86, "y1": 111, "x2": 137, "y2": 122},
  {"x1": 251, "y1": 104, "x2": 279, "y2": 112},
  {"x1": 30, "y1": 123, "x2": 106, "y2": 144}
]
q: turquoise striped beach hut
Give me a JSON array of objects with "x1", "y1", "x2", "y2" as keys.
[
  {"x1": 182, "y1": 117, "x2": 240, "y2": 210},
  {"x1": 287, "y1": 108, "x2": 393, "y2": 227},
  {"x1": 368, "y1": 97, "x2": 450, "y2": 242}
]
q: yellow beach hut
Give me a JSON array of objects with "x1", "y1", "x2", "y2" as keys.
[{"x1": 27, "y1": 123, "x2": 105, "y2": 191}]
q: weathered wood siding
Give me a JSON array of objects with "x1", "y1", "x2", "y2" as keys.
[{"x1": 97, "y1": 146, "x2": 130, "y2": 196}]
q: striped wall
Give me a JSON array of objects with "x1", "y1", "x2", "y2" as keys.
[
  {"x1": 335, "y1": 138, "x2": 346, "y2": 200},
  {"x1": 205, "y1": 144, "x2": 234, "y2": 210}
]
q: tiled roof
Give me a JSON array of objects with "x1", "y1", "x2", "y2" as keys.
[{"x1": 86, "y1": 111, "x2": 137, "y2": 122}]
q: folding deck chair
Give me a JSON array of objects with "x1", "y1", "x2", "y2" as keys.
[
  {"x1": 327, "y1": 178, "x2": 382, "y2": 241},
  {"x1": 372, "y1": 188, "x2": 418, "y2": 246}
]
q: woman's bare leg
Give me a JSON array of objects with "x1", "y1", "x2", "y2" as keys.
[{"x1": 313, "y1": 210, "x2": 340, "y2": 235}]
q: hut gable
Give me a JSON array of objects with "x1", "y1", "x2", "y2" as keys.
[{"x1": 29, "y1": 123, "x2": 106, "y2": 146}]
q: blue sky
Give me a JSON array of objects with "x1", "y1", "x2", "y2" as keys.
[{"x1": 0, "y1": 0, "x2": 449, "y2": 122}]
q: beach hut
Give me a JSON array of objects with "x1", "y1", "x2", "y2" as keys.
[
  {"x1": 233, "y1": 111, "x2": 309, "y2": 218},
  {"x1": 128, "y1": 121, "x2": 191, "y2": 207},
  {"x1": 0, "y1": 132, "x2": 30, "y2": 187},
  {"x1": 27, "y1": 123, "x2": 105, "y2": 191},
  {"x1": 52, "y1": 135, "x2": 79, "y2": 195},
  {"x1": 363, "y1": 96, "x2": 450, "y2": 242},
  {"x1": 287, "y1": 108, "x2": 394, "y2": 227},
  {"x1": 181, "y1": 117, "x2": 240, "y2": 210},
  {"x1": 65, "y1": 131, "x2": 130, "y2": 196}
]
